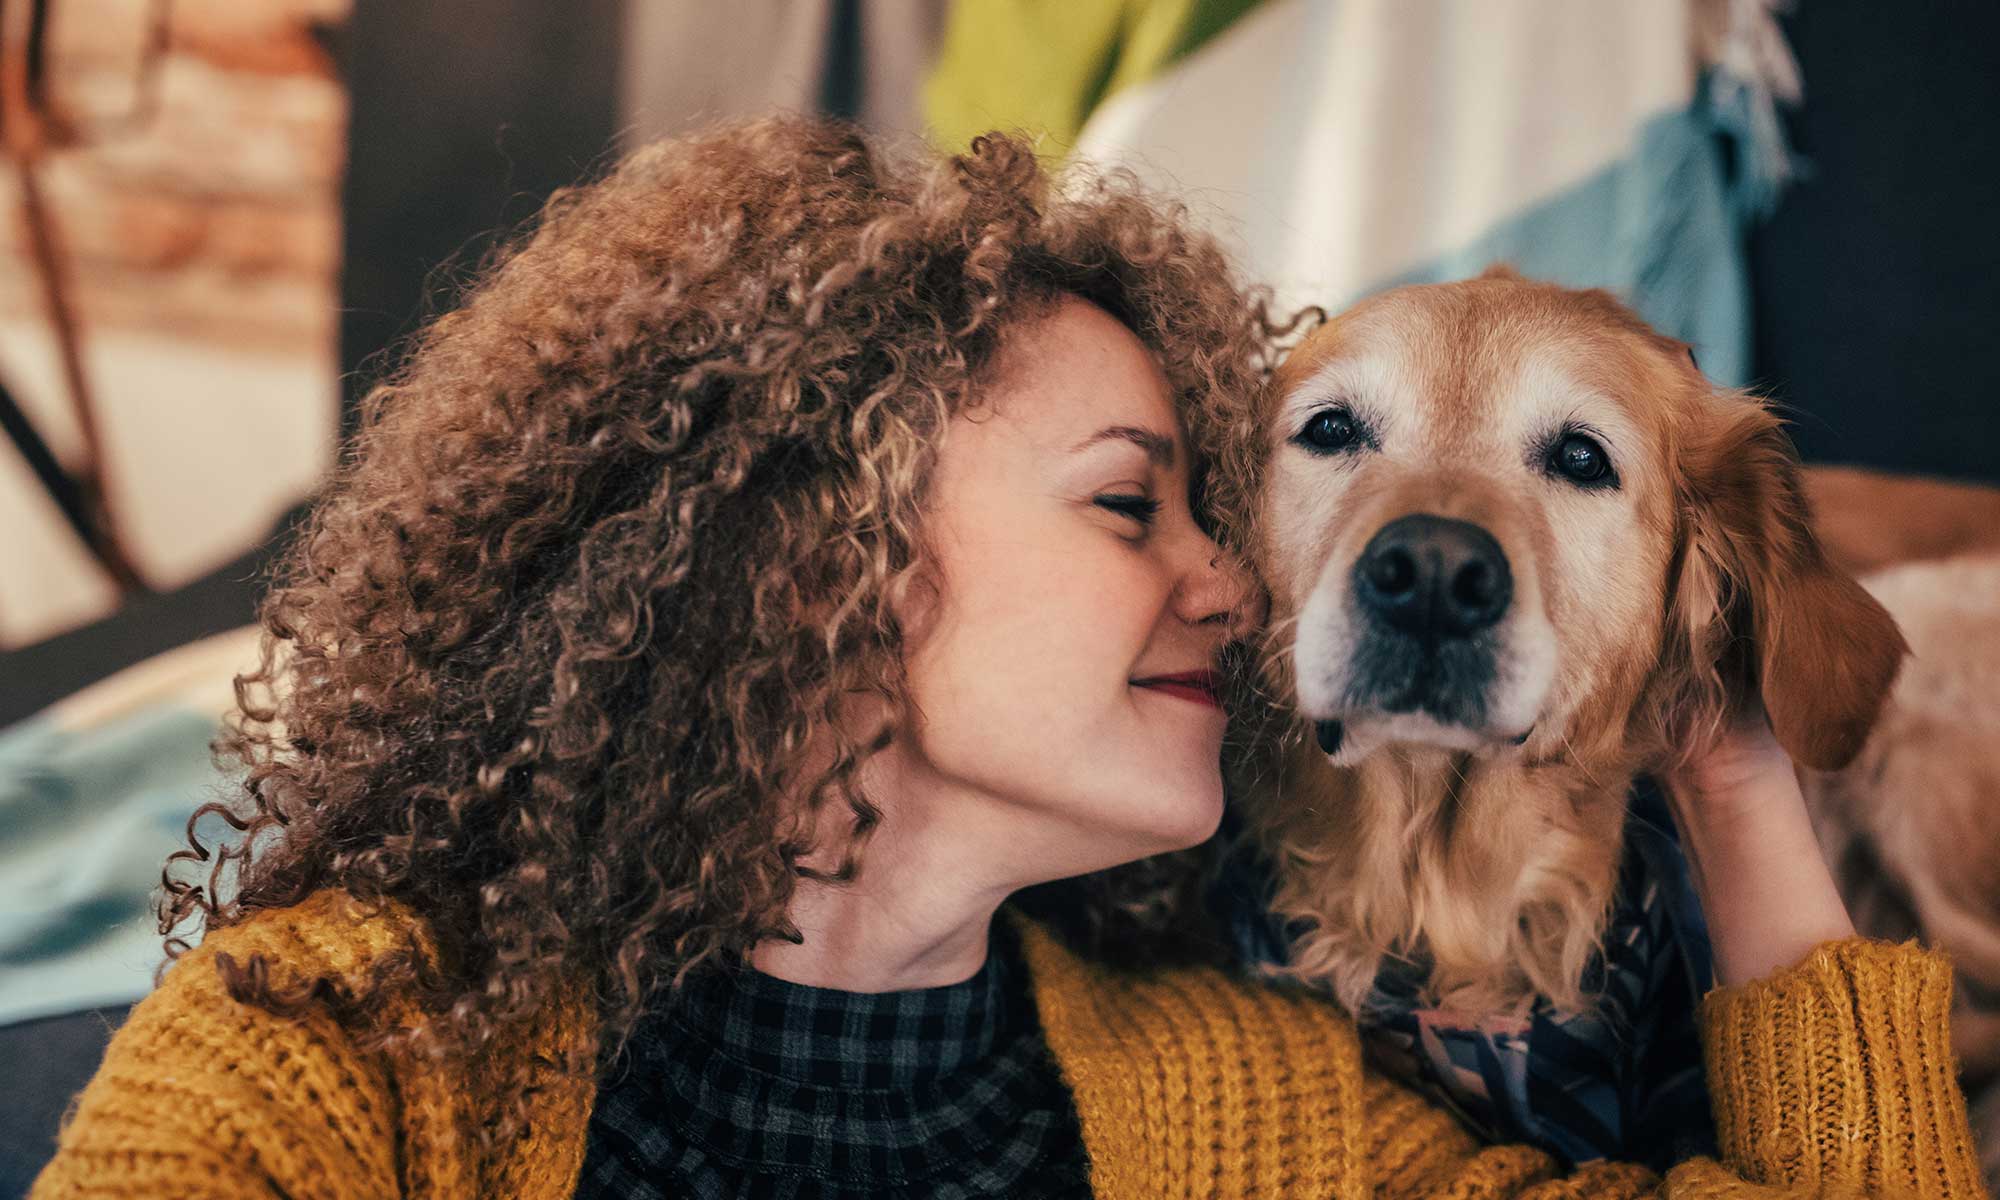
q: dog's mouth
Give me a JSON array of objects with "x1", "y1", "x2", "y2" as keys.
[
  {"x1": 1312, "y1": 715, "x2": 1532, "y2": 758},
  {"x1": 1345, "y1": 624, "x2": 1502, "y2": 725},
  {"x1": 1304, "y1": 657, "x2": 1539, "y2": 762}
]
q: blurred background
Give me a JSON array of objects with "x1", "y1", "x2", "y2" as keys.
[{"x1": 2, "y1": 0, "x2": 1996, "y2": 1192}]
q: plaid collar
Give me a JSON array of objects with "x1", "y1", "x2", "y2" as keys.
[
  {"x1": 664, "y1": 929, "x2": 1014, "y2": 1091},
  {"x1": 579, "y1": 917, "x2": 1091, "y2": 1195}
]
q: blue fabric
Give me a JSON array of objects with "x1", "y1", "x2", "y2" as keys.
[
  {"x1": 1214, "y1": 779, "x2": 1716, "y2": 1170},
  {"x1": 0, "y1": 706, "x2": 235, "y2": 1026},
  {"x1": 1372, "y1": 100, "x2": 1761, "y2": 388}
]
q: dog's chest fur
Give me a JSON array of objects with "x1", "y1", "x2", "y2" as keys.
[{"x1": 1242, "y1": 736, "x2": 1636, "y2": 1018}]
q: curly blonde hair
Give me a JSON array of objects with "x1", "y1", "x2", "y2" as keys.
[{"x1": 165, "y1": 115, "x2": 1285, "y2": 1096}]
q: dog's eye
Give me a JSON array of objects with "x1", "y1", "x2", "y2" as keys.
[
  {"x1": 1550, "y1": 433, "x2": 1616, "y2": 487},
  {"x1": 1295, "y1": 407, "x2": 1362, "y2": 455}
]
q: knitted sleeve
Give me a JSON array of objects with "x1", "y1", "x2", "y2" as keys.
[
  {"x1": 28, "y1": 893, "x2": 430, "y2": 1200},
  {"x1": 1669, "y1": 936, "x2": 1986, "y2": 1198},
  {"x1": 1004, "y1": 921, "x2": 1988, "y2": 1198},
  {"x1": 1365, "y1": 939, "x2": 1986, "y2": 1200}
]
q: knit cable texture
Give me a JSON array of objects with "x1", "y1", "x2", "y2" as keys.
[
  {"x1": 29, "y1": 890, "x2": 596, "y2": 1200},
  {"x1": 30, "y1": 892, "x2": 1988, "y2": 1198},
  {"x1": 1699, "y1": 937, "x2": 1985, "y2": 1196}
]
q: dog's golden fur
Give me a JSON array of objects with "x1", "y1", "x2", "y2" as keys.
[{"x1": 1241, "y1": 271, "x2": 1906, "y2": 1018}]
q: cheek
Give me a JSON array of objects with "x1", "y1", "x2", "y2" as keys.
[
  {"x1": 1260, "y1": 458, "x2": 1364, "y2": 613},
  {"x1": 1541, "y1": 495, "x2": 1672, "y2": 693},
  {"x1": 898, "y1": 534, "x2": 1224, "y2": 853},
  {"x1": 907, "y1": 529, "x2": 1165, "y2": 740}
]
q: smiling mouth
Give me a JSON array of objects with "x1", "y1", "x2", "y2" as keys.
[{"x1": 1133, "y1": 671, "x2": 1223, "y2": 709}]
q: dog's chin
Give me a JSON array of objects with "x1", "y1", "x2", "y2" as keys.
[{"x1": 1309, "y1": 709, "x2": 1535, "y2": 767}]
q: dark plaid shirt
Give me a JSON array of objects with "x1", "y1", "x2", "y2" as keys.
[{"x1": 574, "y1": 920, "x2": 1092, "y2": 1198}]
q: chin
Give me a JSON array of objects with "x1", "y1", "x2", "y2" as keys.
[
  {"x1": 1051, "y1": 767, "x2": 1224, "y2": 866},
  {"x1": 1133, "y1": 770, "x2": 1227, "y2": 852}
]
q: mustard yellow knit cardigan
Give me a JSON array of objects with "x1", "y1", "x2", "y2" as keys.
[{"x1": 29, "y1": 890, "x2": 1987, "y2": 1197}]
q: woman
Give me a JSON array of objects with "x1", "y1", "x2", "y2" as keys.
[{"x1": 32, "y1": 117, "x2": 1982, "y2": 1198}]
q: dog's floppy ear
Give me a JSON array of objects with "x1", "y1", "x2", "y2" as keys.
[{"x1": 1665, "y1": 397, "x2": 1907, "y2": 771}]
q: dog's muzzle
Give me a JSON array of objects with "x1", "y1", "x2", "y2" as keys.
[{"x1": 1344, "y1": 514, "x2": 1512, "y2": 727}]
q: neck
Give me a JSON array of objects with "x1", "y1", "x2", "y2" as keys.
[{"x1": 750, "y1": 783, "x2": 1020, "y2": 993}]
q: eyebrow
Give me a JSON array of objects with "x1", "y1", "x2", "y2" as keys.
[{"x1": 1070, "y1": 425, "x2": 1177, "y2": 468}]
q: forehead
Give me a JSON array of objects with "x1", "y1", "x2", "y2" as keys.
[{"x1": 987, "y1": 296, "x2": 1180, "y2": 444}]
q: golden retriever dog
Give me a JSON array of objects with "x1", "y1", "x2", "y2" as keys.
[{"x1": 1236, "y1": 269, "x2": 1907, "y2": 1028}]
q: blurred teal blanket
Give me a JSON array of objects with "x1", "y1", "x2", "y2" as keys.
[{"x1": 0, "y1": 627, "x2": 257, "y2": 1026}]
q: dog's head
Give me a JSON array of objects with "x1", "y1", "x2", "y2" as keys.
[{"x1": 1258, "y1": 271, "x2": 1905, "y2": 773}]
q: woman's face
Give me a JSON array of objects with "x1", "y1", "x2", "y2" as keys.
[{"x1": 880, "y1": 296, "x2": 1257, "y2": 885}]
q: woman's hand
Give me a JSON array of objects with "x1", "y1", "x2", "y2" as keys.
[{"x1": 1664, "y1": 707, "x2": 1857, "y2": 988}]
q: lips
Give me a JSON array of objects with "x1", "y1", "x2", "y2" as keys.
[{"x1": 1132, "y1": 670, "x2": 1224, "y2": 709}]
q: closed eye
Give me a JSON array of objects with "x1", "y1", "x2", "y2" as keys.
[{"x1": 1095, "y1": 494, "x2": 1162, "y2": 526}]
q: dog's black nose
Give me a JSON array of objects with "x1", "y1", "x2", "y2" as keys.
[{"x1": 1353, "y1": 514, "x2": 1512, "y2": 637}]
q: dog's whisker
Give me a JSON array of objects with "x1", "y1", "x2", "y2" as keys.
[{"x1": 1556, "y1": 729, "x2": 1606, "y2": 791}]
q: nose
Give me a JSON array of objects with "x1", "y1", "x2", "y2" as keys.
[
  {"x1": 1176, "y1": 533, "x2": 1263, "y2": 636},
  {"x1": 1353, "y1": 514, "x2": 1511, "y2": 638}
]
